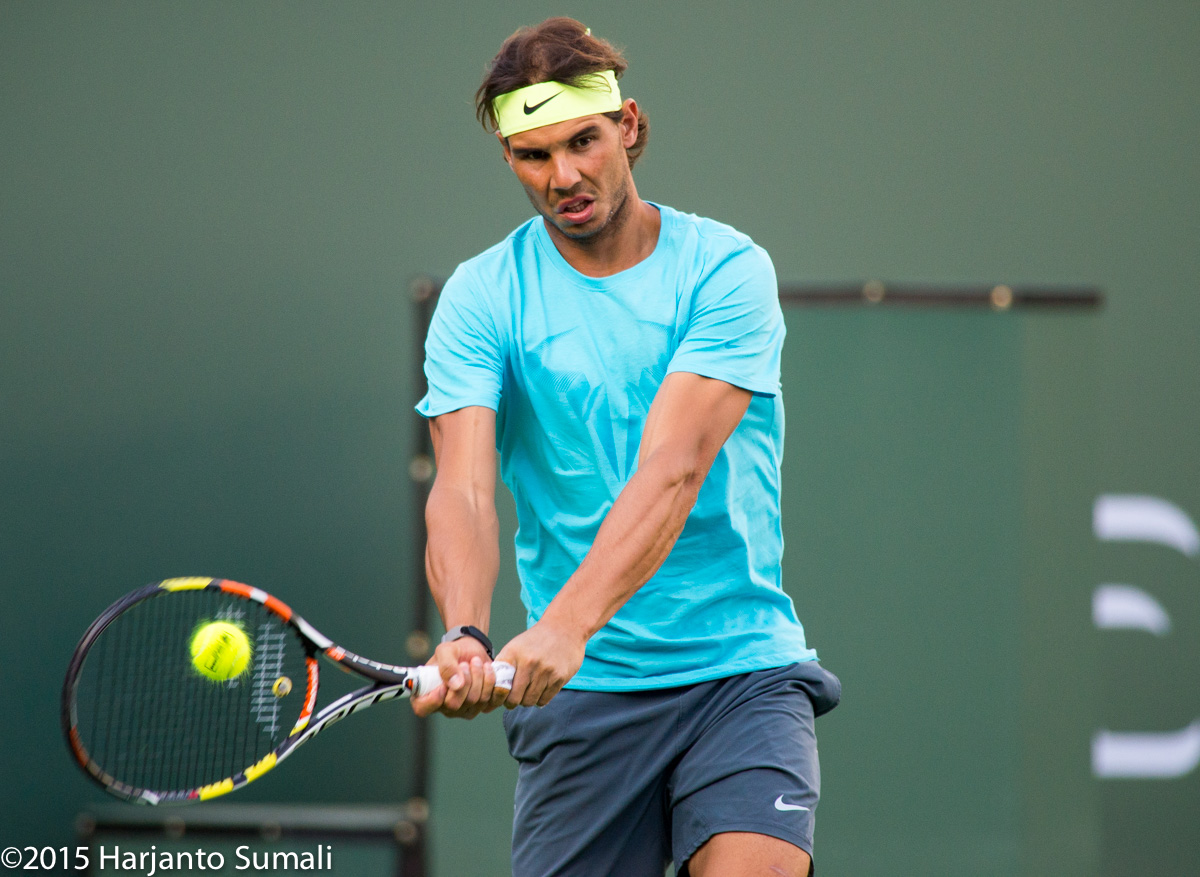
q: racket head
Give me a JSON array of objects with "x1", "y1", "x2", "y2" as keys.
[{"x1": 62, "y1": 578, "x2": 317, "y2": 805}]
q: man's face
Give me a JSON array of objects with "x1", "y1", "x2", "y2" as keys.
[{"x1": 501, "y1": 102, "x2": 638, "y2": 242}]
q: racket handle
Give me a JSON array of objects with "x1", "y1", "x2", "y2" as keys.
[
  {"x1": 413, "y1": 664, "x2": 443, "y2": 696},
  {"x1": 412, "y1": 661, "x2": 516, "y2": 697}
]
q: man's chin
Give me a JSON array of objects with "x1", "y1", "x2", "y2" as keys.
[{"x1": 547, "y1": 212, "x2": 604, "y2": 240}]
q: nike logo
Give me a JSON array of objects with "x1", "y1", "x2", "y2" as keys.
[
  {"x1": 523, "y1": 92, "x2": 563, "y2": 115},
  {"x1": 774, "y1": 795, "x2": 810, "y2": 812}
]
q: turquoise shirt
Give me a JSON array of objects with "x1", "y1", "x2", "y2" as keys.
[{"x1": 417, "y1": 204, "x2": 816, "y2": 690}]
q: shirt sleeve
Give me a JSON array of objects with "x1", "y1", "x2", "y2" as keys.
[
  {"x1": 665, "y1": 240, "x2": 784, "y2": 397},
  {"x1": 415, "y1": 265, "x2": 505, "y2": 418}
]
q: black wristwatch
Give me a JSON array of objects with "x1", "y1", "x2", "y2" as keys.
[{"x1": 440, "y1": 625, "x2": 494, "y2": 659}]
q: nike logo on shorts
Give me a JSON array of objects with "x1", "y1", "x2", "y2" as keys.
[{"x1": 774, "y1": 795, "x2": 810, "y2": 812}]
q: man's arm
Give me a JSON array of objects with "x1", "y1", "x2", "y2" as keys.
[
  {"x1": 496, "y1": 371, "x2": 753, "y2": 707},
  {"x1": 411, "y1": 405, "x2": 506, "y2": 719}
]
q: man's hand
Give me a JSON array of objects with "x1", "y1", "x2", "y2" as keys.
[
  {"x1": 495, "y1": 619, "x2": 587, "y2": 708},
  {"x1": 410, "y1": 636, "x2": 508, "y2": 719}
]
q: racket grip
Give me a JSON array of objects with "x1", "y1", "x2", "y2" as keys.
[
  {"x1": 412, "y1": 661, "x2": 516, "y2": 696},
  {"x1": 413, "y1": 664, "x2": 444, "y2": 696}
]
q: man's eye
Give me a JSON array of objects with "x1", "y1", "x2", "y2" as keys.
[{"x1": 573, "y1": 137, "x2": 593, "y2": 148}]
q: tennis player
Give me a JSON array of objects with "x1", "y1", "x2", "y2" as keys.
[{"x1": 412, "y1": 17, "x2": 840, "y2": 877}]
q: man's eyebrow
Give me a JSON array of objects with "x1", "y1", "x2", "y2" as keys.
[{"x1": 510, "y1": 125, "x2": 603, "y2": 157}]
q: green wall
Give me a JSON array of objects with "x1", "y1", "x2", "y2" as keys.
[{"x1": 3, "y1": 3, "x2": 1197, "y2": 875}]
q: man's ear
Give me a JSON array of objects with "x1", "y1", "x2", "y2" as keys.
[
  {"x1": 619, "y1": 99, "x2": 639, "y2": 149},
  {"x1": 496, "y1": 130, "x2": 513, "y2": 168}
]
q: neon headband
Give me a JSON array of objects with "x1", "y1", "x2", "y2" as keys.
[{"x1": 492, "y1": 70, "x2": 623, "y2": 138}]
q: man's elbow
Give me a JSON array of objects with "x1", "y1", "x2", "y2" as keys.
[
  {"x1": 643, "y1": 445, "x2": 710, "y2": 494},
  {"x1": 427, "y1": 478, "x2": 499, "y2": 530}
]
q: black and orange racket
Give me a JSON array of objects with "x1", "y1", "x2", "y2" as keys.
[{"x1": 61, "y1": 577, "x2": 513, "y2": 805}]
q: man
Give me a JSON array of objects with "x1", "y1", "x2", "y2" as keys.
[{"x1": 411, "y1": 17, "x2": 839, "y2": 877}]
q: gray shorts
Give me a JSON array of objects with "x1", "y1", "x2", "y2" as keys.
[{"x1": 503, "y1": 661, "x2": 841, "y2": 877}]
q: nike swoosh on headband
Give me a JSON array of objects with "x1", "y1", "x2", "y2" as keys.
[{"x1": 523, "y1": 92, "x2": 563, "y2": 115}]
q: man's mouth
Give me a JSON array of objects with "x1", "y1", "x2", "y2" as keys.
[{"x1": 556, "y1": 196, "x2": 595, "y2": 223}]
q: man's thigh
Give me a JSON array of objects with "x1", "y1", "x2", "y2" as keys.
[
  {"x1": 688, "y1": 832, "x2": 812, "y2": 877},
  {"x1": 503, "y1": 662, "x2": 837, "y2": 877},
  {"x1": 504, "y1": 689, "x2": 675, "y2": 877},
  {"x1": 669, "y1": 662, "x2": 833, "y2": 874}
]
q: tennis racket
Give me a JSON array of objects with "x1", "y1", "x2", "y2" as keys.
[{"x1": 61, "y1": 577, "x2": 513, "y2": 805}]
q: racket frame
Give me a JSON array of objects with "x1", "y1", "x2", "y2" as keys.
[{"x1": 62, "y1": 577, "x2": 444, "y2": 805}]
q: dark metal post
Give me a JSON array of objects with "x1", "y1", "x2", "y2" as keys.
[{"x1": 406, "y1": 276, "x2": 441, "y2": 877}]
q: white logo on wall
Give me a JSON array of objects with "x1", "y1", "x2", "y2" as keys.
[{"x1": 1092, "y1": 494, "x2": 1200, "y2": 779}]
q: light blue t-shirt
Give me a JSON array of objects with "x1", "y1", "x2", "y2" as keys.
[{"x1": 416, "y1": 203, "x2": 816, "y2": 690}]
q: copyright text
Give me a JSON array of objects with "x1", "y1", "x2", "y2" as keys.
[{"x1": 2, "y1": 845, "x2": 333, "y2": 873}]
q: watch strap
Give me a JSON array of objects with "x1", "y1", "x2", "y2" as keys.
[{"x1": 440, "y1": 625, "x2": 494, "y2": 659}]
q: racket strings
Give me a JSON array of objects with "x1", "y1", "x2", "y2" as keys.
[{"x1": 73, "y1": 589, "x2": 308, "y2": 797}]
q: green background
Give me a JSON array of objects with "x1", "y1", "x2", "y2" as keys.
[{"x1": 2, "y1": 2, "x2": 1196, "y2": 875}]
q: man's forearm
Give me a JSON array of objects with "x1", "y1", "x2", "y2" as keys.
[
  {"x1": 540, "y1": 448, "x2": 701, "y2": 640},
  {"x1": 425, "y1": 481, "x2": 501, "y2": 632}
]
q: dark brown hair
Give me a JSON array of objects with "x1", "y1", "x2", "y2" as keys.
[{"x1": 475, "y1": 17, "x2": 650, "y2": 167}]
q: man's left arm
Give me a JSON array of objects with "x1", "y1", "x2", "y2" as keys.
[{"x1": 495, "y1": 371, "x2": 751, "y2": 706}]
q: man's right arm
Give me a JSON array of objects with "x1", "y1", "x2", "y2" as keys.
[{"x1": 410, "y1": 405, "x2": 506, "y2": 719}]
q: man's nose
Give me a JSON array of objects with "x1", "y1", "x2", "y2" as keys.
[{"x1": 548, "y1": 153, "x2": 582, "y2": 191}]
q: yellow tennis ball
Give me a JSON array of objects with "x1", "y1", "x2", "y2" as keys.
[{"x1": 190, "y1": 621, "x2": 252, "y2": 681}]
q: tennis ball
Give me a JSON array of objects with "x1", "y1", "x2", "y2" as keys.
[{"x1": 190, "y1": 621, "x2": 252, "y2": 681}]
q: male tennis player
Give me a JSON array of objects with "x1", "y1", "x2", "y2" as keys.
[{"x1": 411, "y1": 17, "x2": 839, "y2": 877}]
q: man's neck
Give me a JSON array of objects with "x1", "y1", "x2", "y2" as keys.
[{"x1": 543, "y1": 196, "x2": 661, "y2": 278}]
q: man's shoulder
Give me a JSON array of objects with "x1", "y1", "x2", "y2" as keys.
[
  {"x1": 454, "y1": 216, "x2": 542, "y2": 280},
  {"x1": 659, "y1": 204, "x2": 769, "y2": 264},
  {"x1": 657, "y1": 204, "x2": 774, "y2": 284}
]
